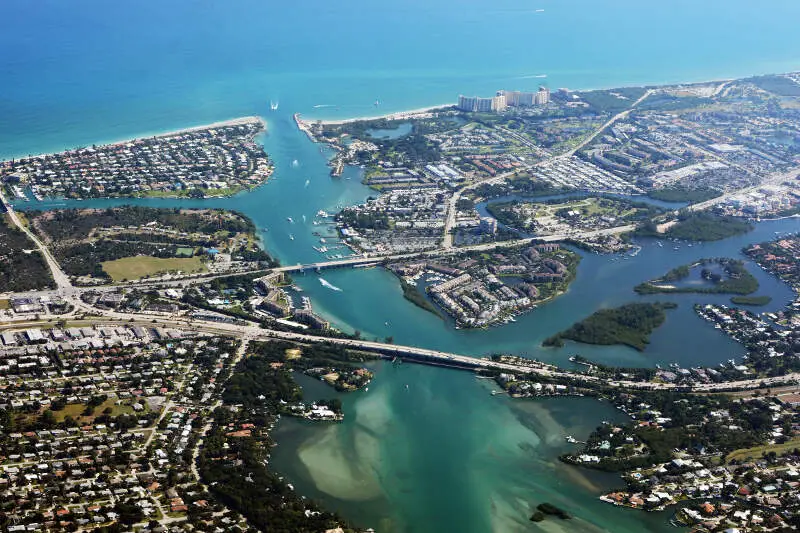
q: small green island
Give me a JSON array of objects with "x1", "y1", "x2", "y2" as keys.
[
  {"x1": 530, "y1": 502, "x2": 572, "y2": 522},
  {"x1": 543, "y1": 302, "x2": 677, "y2": 351},
  {"x1": 730, "y1": 295, "x2": 773, "y2": 306},
  {"x1": 634, "y1": 258, "x2": 759, "y2": 297}
]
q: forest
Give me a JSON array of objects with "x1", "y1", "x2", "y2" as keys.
[
  {"x1": 543, "y1": 302, "x2": 677, "y2": 351},
  {"x1": 637, "y1": 212, "x2": 752, "y2": 241},
  {"x1": 34, "y1": 206, "x2": 255, "y2": 241},
  {"x1": 0, "y1": 215, "x2": 54, "y2": 291},
  {"x1": 635, "y1": 258, "x2": 759, "y2": 296}
]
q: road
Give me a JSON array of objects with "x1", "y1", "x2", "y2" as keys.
[
  {"x1": 565, "y1": 88, "x2": 654, "y2": 157},
  {"x1": 1, "y1": 188, "x2": 73, "y2": 293},
  {"x1": 11, "y1": 309, "x2": 796, "y2": 395}
]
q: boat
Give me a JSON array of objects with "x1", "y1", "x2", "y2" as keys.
[
  {"x1": 289, "y1": 234, "x2": 294, "y2": 240},
  {"x1": 287, "y1": 217, "x2": 294, "y2": 223},
  {"x1": 270, "y1": 100, "x2": 279, "y2": 111}
]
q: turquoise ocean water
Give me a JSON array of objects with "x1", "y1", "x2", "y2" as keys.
[{"x1": 4, "y1": 1, "x2": 800, "y2": 530}]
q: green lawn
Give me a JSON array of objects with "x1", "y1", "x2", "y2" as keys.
[
  {"x1": 53, "y1": 398, "x2": 138, "y2": 423},
  {"x1": 101, "y1": 256, "x2": 206, "y2": 281},
  {"x1": 726, "y1": 436, "x2": 800, "y2": 463}
]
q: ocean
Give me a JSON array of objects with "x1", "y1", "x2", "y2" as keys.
[{"x1": 4, "y1": 0, "x2": 800, "y2": 530}]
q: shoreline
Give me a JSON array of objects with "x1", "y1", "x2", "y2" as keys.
[
  {"x1": 303, "y1": 104, "x2": 455, "y2": 126},
  {"x1": 1, "y1": 115, "x2": 266, "y2": 163},
  {"x1": 301, "y1": 69, "x2": 800, "y2": 126}
]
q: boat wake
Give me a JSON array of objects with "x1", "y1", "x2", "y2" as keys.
[
  {"x1": 319, "y1": 278, "x2": 343, "y2": 292},
  {"x1": 313, "y1": 104, "x2": 335, "y2": 108}
]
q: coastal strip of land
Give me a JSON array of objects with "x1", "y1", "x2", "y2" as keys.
[
  {"x1": 1, "y1": 116, "x2": 266, "y2": 162},
  {"x1": 1, "y1": 116, "x2": 272, "y2": 200},
  {"x1": 302, "y1": 104, "x2": 453, "y2": 126}
]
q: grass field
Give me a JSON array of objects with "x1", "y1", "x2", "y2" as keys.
[
  {"x1": 0, "y1": 299, "x2": 9, "y2": 309},
  {"x1": 101, "y1": 256, "x2": 206, "y2": 281},
  {"x1": 726, "y1": 436, "x2": 800, "y2": 463},
  {"x1": 52, "y1": 398, "x2": 139, "y2": 423}
]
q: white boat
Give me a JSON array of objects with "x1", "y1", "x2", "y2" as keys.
[
  {"x1": 287, "y1": 217, "x2": 294, "y2": 223},
  {"x1": 289, "y1": 234, "x2": 294, "y2": 240},
  {"x1": 270, "y1": 100, "x2": 279, "y2": 111}
]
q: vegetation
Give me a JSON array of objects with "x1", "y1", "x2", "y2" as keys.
[
  {"x1": 198, "y1": 340, "x2": 374, "y2": 532},
  {"x1": 730, "y1": 295, "x2": 772, "y2": 306},
  {"x1": 536, "y1": 502, "x2": 571, "y2": 520},
  {"x1": 637, "y1": 212, "x2": 753, "y2": 241},
  {"x1": 575, "y1": 87, "x2": 646, "y2": 114},
  {"x1": 648, "y1": 186, "x2": 721, "y2": 203},
  {"x1": 725, "y1": 436, "x2": 800, "y2": 464},
  {"x1": 748, "y1": 75, "x2": 800, "y2": 97},
  {"x1": 35, "y1": 206, "x2": 255, "y2": 241},
  {"x1": 399, "y1": 277, "x2": 442, "y2": 318},
  {"x1": 199, "y1": 409, "x2": 344, "y2": 533},
  {"x1": 0, "y1": 214, "x2": 54, "y2": 291},
  {"x1": 488, "y1": 195, "x2": 666, "y2": 231},
  {"x1": 101, "y1": 255, "x2": 207, "y2": 281},
  {"x1": 563, "y1": 389, "x2": 775, "y2": 473},
  {"x1": 31, "y1": 206, "x2": 275, "y2": 280},
  {"x1": 635, "y1": 258, "x2": 759, "y2": 295},
  {"x1": 472, "y1": 175, "x2": 562, "y2": 200},
  {"x1": 543, "y1": 302, "x2": 677, "y2": 351}
]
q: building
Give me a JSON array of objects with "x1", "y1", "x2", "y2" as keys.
[
  {"x1": 478, "y1": 217, "x2": 498, "y2": 234},
  {"x1": 495, "y1": 87, "x2": 549, "y2": 107},
  {"x1": 457, "y1": 94, "x2": 506, "y2": 113},
  {"x1": 491, "y1": 94, "x2": 506, "y2": 112},
  {"x1": 457, "y1": 95, "x2": 478, "y2": 112},
  {"x1": 535, "y1": 86, "x2": 550, "y2": 105},
  {"x1": 497, "y1": 90, "x2": 536, "y2": 107}
]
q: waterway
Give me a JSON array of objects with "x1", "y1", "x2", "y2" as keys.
[{"x1": 5, "y1": 0, "x2": 800, "y2": 530}]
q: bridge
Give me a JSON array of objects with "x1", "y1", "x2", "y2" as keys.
[{"x1": 269, "y1": 224, "x2": 637, "y2": 275}]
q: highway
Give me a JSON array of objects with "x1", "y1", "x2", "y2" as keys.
[
  {"x1": 564, "y1": 88, "x2": 654, "y2": 158},
  {"x1": 7, "y1": 310, "x2": 798, "y2": 394}
]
